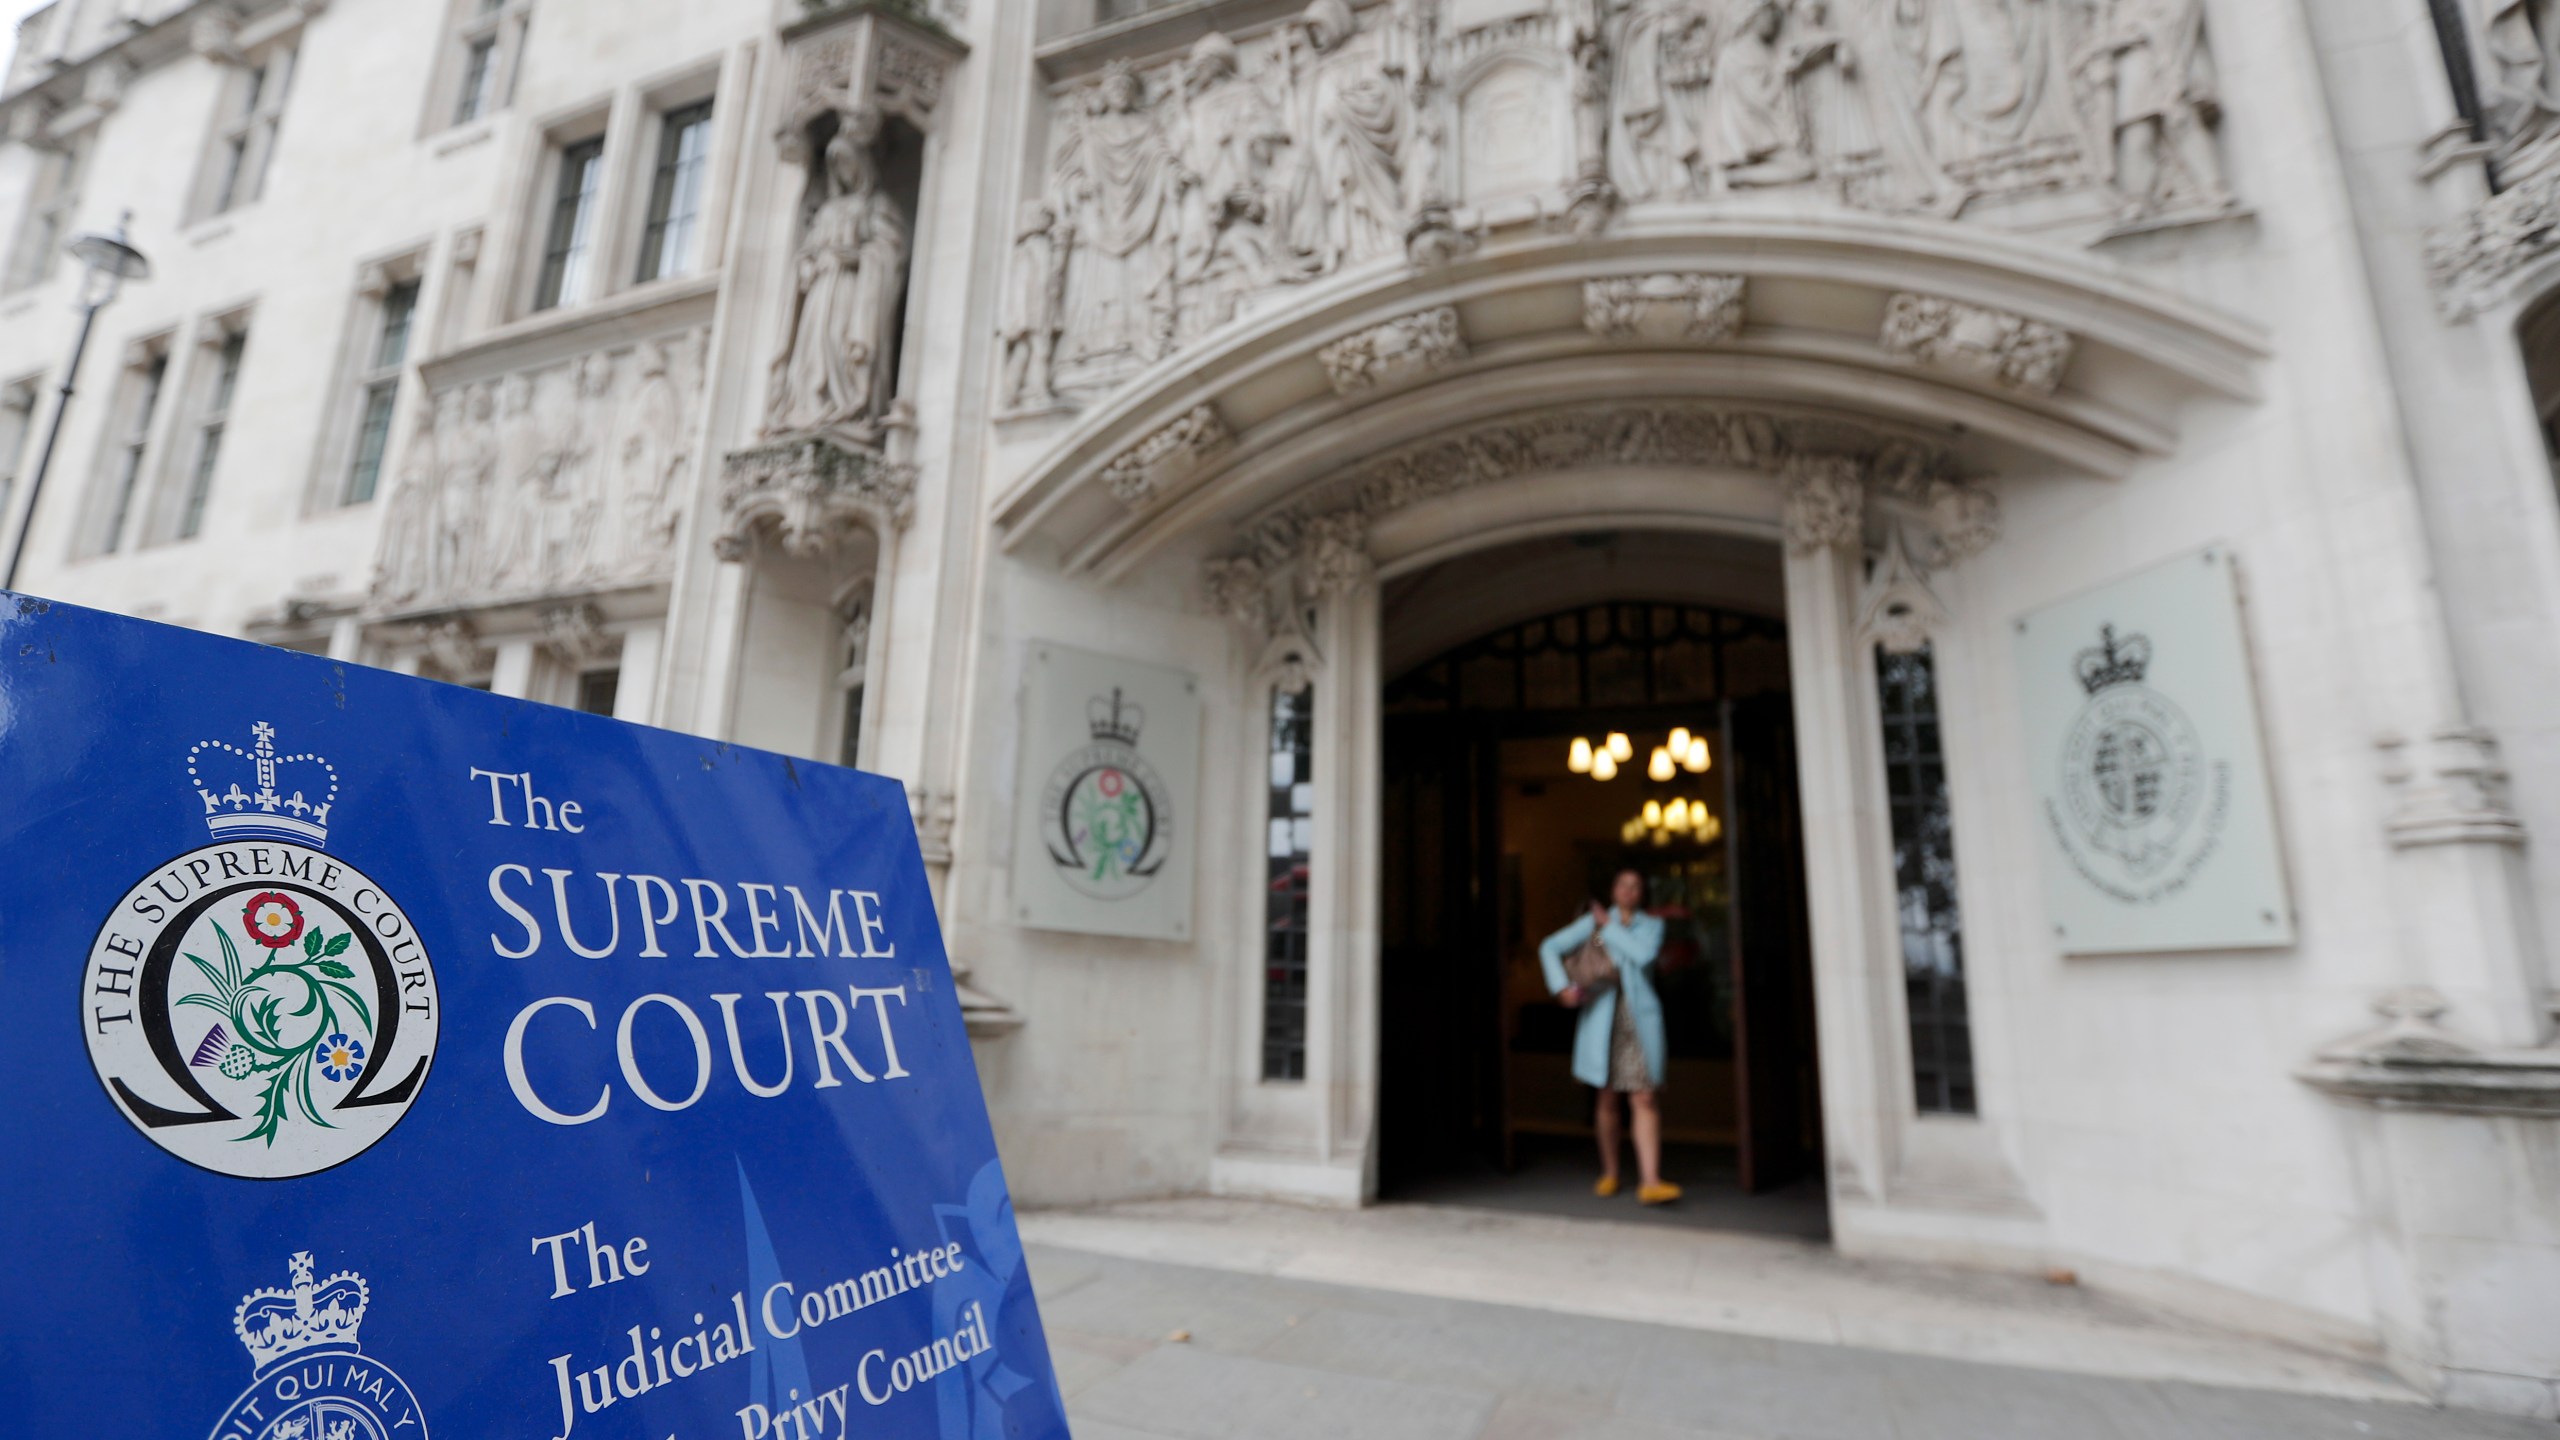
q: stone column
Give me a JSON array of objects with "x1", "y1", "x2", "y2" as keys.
[
  {"x1": 1304, "y1": 518, "x2": 1383, "y2": 1185},
  {"x1": 1778, "y1": 461, "x2": 1895, "y2": 1206}
]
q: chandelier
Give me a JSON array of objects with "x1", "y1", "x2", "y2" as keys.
[{"x1": 1568, "y1": 726, "x2": 1710, "y2": 782}]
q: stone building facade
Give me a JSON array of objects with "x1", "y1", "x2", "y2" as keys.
[{"x1": 4, "y1": 0, "x2": 2559, "y2": 1415}]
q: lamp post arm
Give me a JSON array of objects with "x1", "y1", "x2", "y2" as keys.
[{"x1": 2, "y1": 296, "x2": 104, "y2": 594}]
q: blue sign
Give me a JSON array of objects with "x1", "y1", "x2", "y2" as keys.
[{"x1": 0, "y1": 594, "x2": 1072, "y2": 1440}]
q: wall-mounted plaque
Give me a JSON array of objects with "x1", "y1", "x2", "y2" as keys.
[
  {"x1": 2013, "y1": 547, "x2": 2295, "y2": 953},
  {"x1": 1011, "y1": 642, "x2": 1201, "y2": 941}
]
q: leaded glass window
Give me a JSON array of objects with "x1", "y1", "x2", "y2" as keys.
[
  {"x1": 1876, "y1": 645, "x2": 1973, "y2": 1115},
  {"x1": 1262, "y1": 685, "x2": 1313, "y2": 1082}
]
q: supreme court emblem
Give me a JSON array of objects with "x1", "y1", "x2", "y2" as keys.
[
  {"x1": 208, "y1": 1251, "x2": 431, "y2": 1439},
  {"x1": 82, "y1": 722, "x2": 438, "y2": 1180},
  {"x1": 1040, "y1": 688, "x2": 1174, "y2": 901},
  {"x1": 2051, "y1": 625, "x2": 2227, "y2": 902}
]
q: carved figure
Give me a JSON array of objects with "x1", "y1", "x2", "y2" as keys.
[
  {"x1": 1896, "y1": 0, "x2": 2081, "y2": 170},
  {"x1": 620, "y1": 339, "x2": 687, "y2": 557},
  {"x1": 1610, "y1": 0, "x2": 1710, "y2": 201},
  {"x1": 767, "y1": 108, "x2": 910, "y2": 437},
  {"x1": 2489, "y1": 0, "x2": 2560, "y2": 178},
  {"x1": 1790, "y1": 0, "x2": 1948, "y2": 212},
  {"x1": 1056, "y1": 63, "x2": 1183, "y2": 374},
  {"x1": 2077, "y1": 0, "x2": 2227, "y2": 221},
  {"x1": 1000, "y1": 199, "x2": 1069, "y2": 407},
  {"x1": 1705, "y1": 0, "x2": 1819, "y2": 189},
  {"x1": 376, "y1": 394, "x2": 439, "y2": 606},
  {"x1": 1287, "y1": 0, "x2": 1406, "y2": 271},
  {"x1": 1172, "y1": 32, "x2": 1298, "y2": 338}
]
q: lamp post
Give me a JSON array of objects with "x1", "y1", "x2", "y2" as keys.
[{"x1": 3, "y1": 213, "x2": 151, "y2": 593}]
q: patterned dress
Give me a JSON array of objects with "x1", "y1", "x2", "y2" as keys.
[{"x1": 1607, "y1": 988, "x2": 1653, "y2": 1093}]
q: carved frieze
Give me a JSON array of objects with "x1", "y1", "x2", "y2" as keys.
[
  {"x1": 1583, "y1": 273, "x2": 1746, "y2": 344},
  {"x1": 1099, "y1": 404, "x2": 1232, "y2": 505},
  {"x1": 1880, "y1": 293, "x2": 2075, "y2": 396},
  {"x1": 370, "y1": 329, "x2": 710, "y2": 617},
  {"x1": 1317, "y1": 306, "x2": 1467, "y2": 395},
  {"x1": 1225, "y1": 400, "x2": 1945, "y2": 569},
  {"x1": 1020, "y1": 0, "x2": 2233, "y2": 405},
  {"x1": 715, "y1": 432, "x2": 917, "y2": 560}
]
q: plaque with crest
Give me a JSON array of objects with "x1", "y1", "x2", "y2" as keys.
[{"x1": 2013, "y1": 548, "x2": 2295, "y2": 954}]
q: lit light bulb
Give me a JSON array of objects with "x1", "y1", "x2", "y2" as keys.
[
  {"x1": 1651, "y1": 828, "x2": 1673, "y2": 848},
  {"x1": 1568, "y1": 737, "x2": 1594, "y2": 774},
  {"x1": 1686, "y1": 736, "x2": 1710, "y2": 772},
  {"x1": 1621, "y1": 818, "x2": 1646, "y2": 844},
  {"x1": 1668, "y1": 726, "x2": 1691, "y2": 755},
  {"x1": 1665, "y1": 800, "x2": 1691, "y2": 832},
  {"x1": 1591, "y1": 750, "x2": 1618, "y2": 781},
  {"x1": 1689, "y1": 799, "x2": 1711, "y2": 830},
  {"x1": 1605, "y1": 732, "x2": 1633, "y2": 762},
  {"x1": 1647, "y1": 746, "x2": 1675, "y2": 782},
  {"x1": 1642, "y1": 799, "x2": 1663, "y2": 827}
]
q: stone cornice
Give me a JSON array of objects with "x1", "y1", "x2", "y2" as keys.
[{"x1": 2, "y1": 0, "x2": 309, "y2": 128}]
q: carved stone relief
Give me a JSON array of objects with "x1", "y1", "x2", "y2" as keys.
[
  {"x1": 1583, "y1": 272, "x2": 1745, "y2": 342},
  {"x1": 1021, "y1": 0, "x2": 2234, "y2": 404},
  {"x1": 1205, "y1": 400, "x2": 1958, "y2": 605},
  {"x1": 1317, "y1": 304, "x2": 1467, "y2": 393},
  {"x1": 370, "y1": 328, "x2": 710, "y2": 615},
  {"x1": 1100, "y1": 403, "x2": 1233, "y2": 504},
  {"x1": 715, "y1": 432, "x2": 918, "y2": 561},
  {"x1": 1880, "y1": 292, "x2": 2074, "y2": 395}
]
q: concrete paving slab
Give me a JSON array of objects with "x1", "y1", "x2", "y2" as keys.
[{"x1": 1071, "y1": 1343, "x2": 1500, "y2": 1440}]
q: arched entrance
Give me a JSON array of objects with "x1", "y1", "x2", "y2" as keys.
[{"x1": 1374, "y1": 532, "x2": 1824, "y2": 1236}]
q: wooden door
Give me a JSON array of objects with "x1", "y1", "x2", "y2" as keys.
[{"x1": 1725, "y1": 697, "x2": 1820, "y2": 1193}]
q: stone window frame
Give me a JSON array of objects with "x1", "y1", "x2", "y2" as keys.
[
  {"x1": 633, "y1": 95, "x2": 718, "y2": 286},
  {"x1": 160, "y1": 308, "x2": 253, "y2": 546},
  {"x1": 428, "y1": 0, "x2": 534, "y2": 136},
  {"x1": 313, "y1": 248, "x2": 432, "y2": 513},
  {"x1": 0, "y1": 373, "x2": 41, "y2": 561},
  {"x1": 73, "y1": 330, "x2": 175, "y2": 561},
  {"x1": 531, "y1": 128, "x2": 610, "y2": 313},
  {"x1": 3, "y1": 129, "x2": 92, "y2": 295},
  {"x1": 190, "y1": 35, "x2": 299, "y2": 223}
]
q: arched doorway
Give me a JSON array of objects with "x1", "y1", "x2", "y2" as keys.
[{"x1": 1375, "y1": 532, "x2": 1824, "y2": 1237}]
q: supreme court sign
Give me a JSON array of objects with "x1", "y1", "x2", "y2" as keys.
[{"x1": 0, "y1": 593, "x2": 1070, "y2": 1440}]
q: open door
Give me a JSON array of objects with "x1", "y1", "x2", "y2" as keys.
[{"x1": 1726, "y1": 697, "x2": 1820, "y2": 1194}]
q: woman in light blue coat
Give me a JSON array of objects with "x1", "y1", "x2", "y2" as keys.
[{"x1": 1538, "y1": 868, "x2": 1680, "y2": 1204}]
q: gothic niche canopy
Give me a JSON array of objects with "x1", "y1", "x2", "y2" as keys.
[
  {"x1": 719, "y1": 3, "x2": 959, "y2": 559},
  {"x1": 1008, "y1": 0, "x2": 2236, "y2": 410}
]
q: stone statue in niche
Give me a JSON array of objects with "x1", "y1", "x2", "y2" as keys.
[
  {"x1": 2488, "y1": 0, "x2": 2560, "y2": 179},
  {"x1": 766, "y1": 106, "x2": 910, "y2": 440},
  {"x1": 1173, "y1": 32, "x2": 1300, "y2": 338},
  {"x1": 1000, "y1": 199, "x2": 1070, "y2": 407},
  {"x1": 1286, "y1": 0, "x2": 1408, "y2": 271},
  {"x1": 2074, "y1": 0, "x2": 2227, "y2": 222},
  {"x1": 1055, "y1": 62, "x2": 1183, "y2": 374}
]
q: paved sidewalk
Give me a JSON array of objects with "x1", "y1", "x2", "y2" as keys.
[
  {"x1": 1019, "y1": 1199, "x2": 2405, "y2": 1400},
  {"x1": 1026, "y1": 1244, "x2": 2557, "y2": 1439}
]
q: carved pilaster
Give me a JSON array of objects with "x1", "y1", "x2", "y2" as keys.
[
  {"x1": 1779, "y1": 455, "x2": 1865, "y2": 554},
  {"x1": 1880, "y1": 293, "x2": 2075, "y2": 396},
  {"x1": 1303, "y1": 511, "x2": 1375, "y2": 595},
  {"x1": 2377, "y1": 728, "x2": 2529, "y2": 849},
  {"x1": 715, "y1": 434, "x2": 917, "y2": 561}
]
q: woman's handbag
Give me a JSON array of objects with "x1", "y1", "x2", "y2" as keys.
[{"x1": 1564, "y1": 928, "x2": 1617, "y2": 996}]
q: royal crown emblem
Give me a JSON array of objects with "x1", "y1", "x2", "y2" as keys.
[
  {"x1": 2073, "y1": 625, "x2": 2151, "y2": 695},
  {"x1": 1087, "y1": 688, "x2": 1145, "y2": 746},
  {"x1": 189, "y1": 721, "x2": 340, "y2": 847},
  {"x1": 206, "y1": 1251, "x2": 429, "y2": 1439},
  {"x1": 234, "y1": 1252, "x2": 370, "y2": 1374}
]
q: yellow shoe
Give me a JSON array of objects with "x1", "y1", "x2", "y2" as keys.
[
  {"x1": 1638, "y1": 1182, "x2": 1683, "y2": 1206},
  {"x1": 1593, "y1": 1175, "x2": 1621, "y2": 1198}
]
